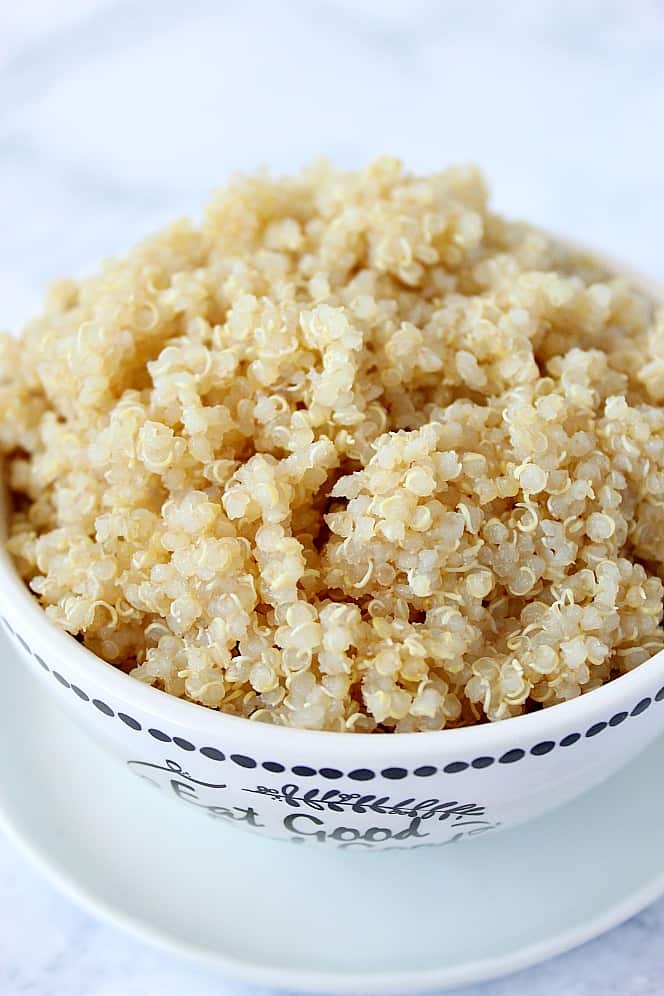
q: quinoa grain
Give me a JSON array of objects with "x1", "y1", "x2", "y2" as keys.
[{"x1": 2, "y1": 158, "x2": 664, "y2": 731}]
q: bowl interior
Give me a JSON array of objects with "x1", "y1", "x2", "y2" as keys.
[{"x1": 1, "y1": 243, "x2": 664, "y2": 759}]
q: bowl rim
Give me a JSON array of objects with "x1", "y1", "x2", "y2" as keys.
[{"x1": 2, "y1": 245, "x2": 664, "y2": 758}]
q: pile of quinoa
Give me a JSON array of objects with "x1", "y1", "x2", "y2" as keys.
[{"x1": 2, "y1": 157, "x2": 664, "y2": 732}]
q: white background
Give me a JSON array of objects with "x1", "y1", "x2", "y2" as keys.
[{"x1": 1, "y1": 1, "x2": 664, "y2": 993}]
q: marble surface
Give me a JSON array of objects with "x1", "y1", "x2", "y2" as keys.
[{"x1": 2, "y1": 1, "x2": 664, "y2": 993}]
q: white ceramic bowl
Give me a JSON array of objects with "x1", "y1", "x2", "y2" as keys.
[
  {"x1": 3, "y1": 490, "x2": 664, "y2": 852},
  {"x1": 3, "y1": 257, "x2": 664, "y2": 852}
]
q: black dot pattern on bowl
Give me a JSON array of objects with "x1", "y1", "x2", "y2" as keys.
[
  {"x1": 531, "y1": 741, "x2": 555, "y2": 756},
  {"x1": 382, "y1": 767, "x2": 408, "y2": 780},
  {"x1": 231, "y1": 754, "x2": 257, "y2": 769},
  {"x1": 262, "y1": 761, "x2": 285, "y2": 773},
  {"x1": 148, "y1": 728, "x2": 171, "y2": 742},
  {"x1": 499, "y1": 749, "x2": 526, "y2": 764},
  {"x1": 200, "y1": 747, "x2": 225, "y2": 761},
  {"x1": 348, "y1": 769, "x2": 375, "y2": 781},
  {"x1": 118, "y1": 712, "x2": 142, "y2": 731},
  {"x1": 5, "y1": 621, "x2": 664, "y2": 778},
  {"x1": 92, "y1": 699, "x2": 114, "y2": 717},
  {"x1": 173, "y1": 737, "x2": 195, "y2": 752}
]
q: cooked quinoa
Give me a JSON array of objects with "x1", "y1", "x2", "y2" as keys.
[{"x1": 2, "y1": 158, "x2": 664, "y2": 732}]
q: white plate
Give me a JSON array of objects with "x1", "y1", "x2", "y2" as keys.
[{"x1": 2, "y1": 629, "x2": 664, "y2": 995}]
